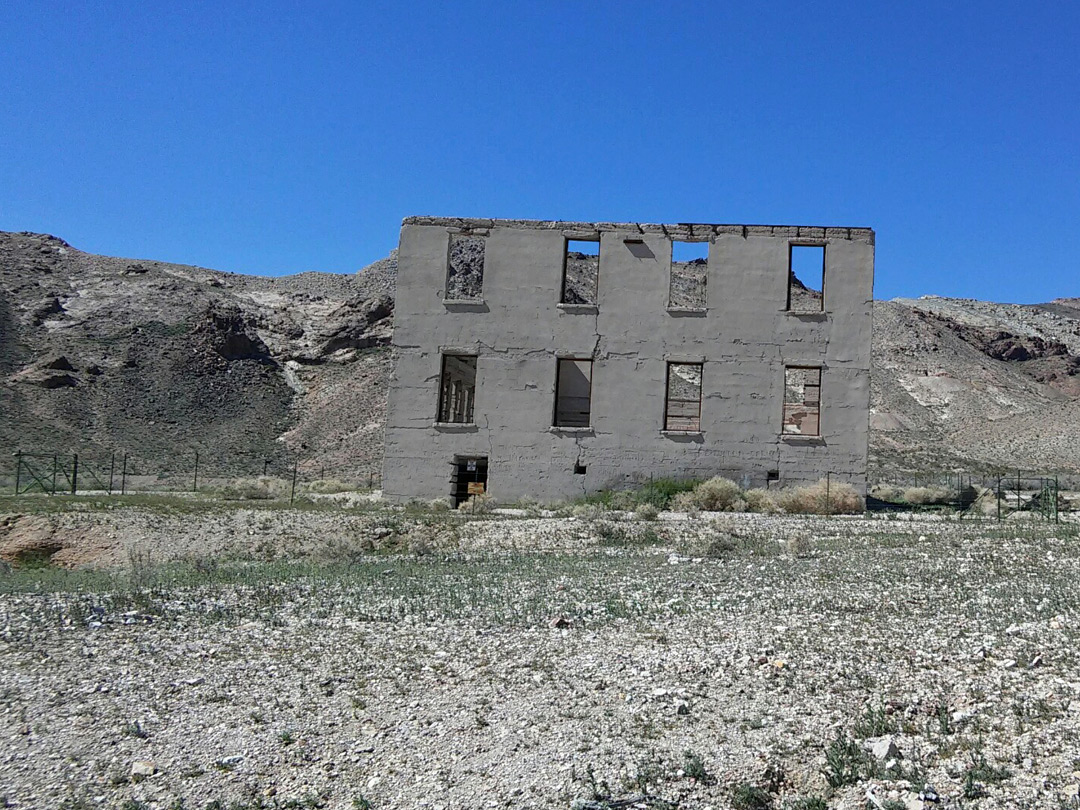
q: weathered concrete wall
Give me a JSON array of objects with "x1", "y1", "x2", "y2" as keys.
[{"x1": 383, "y1": 218, "x2": 874, "y2": 503}]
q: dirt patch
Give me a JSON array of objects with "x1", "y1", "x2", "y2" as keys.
[{"x1": 0, "y1": 514, "x2": 114, "y2": 568}]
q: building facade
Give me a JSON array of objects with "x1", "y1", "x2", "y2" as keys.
[{"x1": 382, "y1": 217, "x2": 874, "y2": 505}]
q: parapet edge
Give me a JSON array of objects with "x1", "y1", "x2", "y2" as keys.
[{"x1": 401, "y1": 216, "x2": 875, "y2": 244}]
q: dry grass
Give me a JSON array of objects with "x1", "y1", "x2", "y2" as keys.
[
  {"x1": 219, "y1": 476, "x2": 290, "y2": 501},
  {"x1": 902, "y1": 485, "x2": 953, "y2": 505},
  {"x1": 670, "y1": 478, "x2": 778, "y2": 514},
  {"x1": 457, "y1": 492, "x2": 495, "y2": 514},
  {"x1": 773, "y1": 478, "x2": 863, "y2": 515}
]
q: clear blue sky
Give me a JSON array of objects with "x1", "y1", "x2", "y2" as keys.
[{"x1": 2, "y1": 1, "x2": 1078, "y2": 302}]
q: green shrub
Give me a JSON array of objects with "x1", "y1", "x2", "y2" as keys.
[{"x1": 731, "y1": 783, "x2": 773, "y2": 810}]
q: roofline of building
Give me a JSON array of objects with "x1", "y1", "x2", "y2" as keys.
[{"x1": 401, "y1": 216, "x2": 874, "y2": 243}]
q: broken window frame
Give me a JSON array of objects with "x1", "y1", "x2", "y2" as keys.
[
  {"x1": 786, "y1": 243, "x2": 826, "y2": 313},
  {"x1": 553, "y1": 358, "x2": 593, "y2": 428},
  {"x1": 445, "y1": 231, "x2": 487, "y2": 301},
  {"x1": 668, "y1": 240, "x2": 709, "y2": 310},
  {"x1": 436, "y1": 354, "x2": 477, "y2": 424},
  {"x1": 782, "y1": 366, "x2": 821, "y2": 436},
  {"x1": 560, "y1": 237, "x2": 600, "y2": 306},
  {"x1": 664, "y1": 362, "x2": 703, "y2": 432}
]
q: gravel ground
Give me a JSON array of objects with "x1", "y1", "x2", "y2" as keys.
[{"x1": 2, "y1": 507, "x2": 1080, "y2": 809}]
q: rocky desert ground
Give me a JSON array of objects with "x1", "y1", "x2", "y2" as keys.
[{"x1": 2, "y1": 494, "x2": 1080, "y2": 810}]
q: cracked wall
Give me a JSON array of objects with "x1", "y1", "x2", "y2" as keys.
[{"x1": 383, "y1": 218, "x2": 874, "y2": 503}]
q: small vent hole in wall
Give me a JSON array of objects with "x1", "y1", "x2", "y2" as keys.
[
  {"x1": 767, "y1": 470, "x2": 780, "y2": 482},
  {"x1": 574, "y1": 462, "x2": 587, "y2": 475}
]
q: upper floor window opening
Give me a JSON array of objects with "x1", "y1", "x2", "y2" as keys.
[
  {"x1": 446, "y1": 233, "x2": 486, "y2": 301},
  {"x1": 787, "y1": 244, "x2": 825, "y2": 313},
  {"x1": 669, "y1": 241, "x2": 708, "y2": 309},
  {"x1": 561, "y1": 239, "x2": 599, "y2": 305}
]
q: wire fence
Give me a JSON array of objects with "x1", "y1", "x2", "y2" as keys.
[
  {"x1": 0, "y1": 447, "x2": 381, "y2": 503},
  {"x1": 867, "y1": 468, "x2": 1075, "y2": 523}
]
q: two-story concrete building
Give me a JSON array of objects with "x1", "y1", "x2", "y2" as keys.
[{"x1": 382, "y1": 217, "x2": 874, "y2": 505}]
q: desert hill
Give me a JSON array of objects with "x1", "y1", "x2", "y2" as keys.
[
  {"x1": 0, "y1": 232, "x2": 394, "y2": 481},
  {"x1": 1, "y1": 230, "x2": 1078, "y2": 484}
]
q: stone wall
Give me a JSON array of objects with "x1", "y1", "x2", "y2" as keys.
[{"x1": 383, "y1": 218, "x2": 874, "y2": 503}]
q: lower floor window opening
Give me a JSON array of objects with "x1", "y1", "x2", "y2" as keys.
[
  {"x1": 783, "y1": 366, "x2": 821, "y2": 435},
  {"x1": 438, "y1": 354, "x2": 477, "y2": 423},
  {"x1": 664, "y1": 362, "x2": 703, "y2": 431}
]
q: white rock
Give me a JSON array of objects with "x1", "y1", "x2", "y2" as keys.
[{"x1": 130, "y1": 760, "x2": 156, "y2": 778}]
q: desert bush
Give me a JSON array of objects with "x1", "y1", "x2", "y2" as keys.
[
  {"x1": 902, "y1": 485, "x2": 953, "y2": 505},
  {"x1": 673, "y1": 476, "x2": 746, "y2": 512},
  {"x1": 671, "y1": 491, "x2": 699, "y2": 515},
  {"x1": 427, "y1": 497, "x2": 452, "y2": 512},
  {"x1": 572, "y1": 503, "x2": 607, "y2": 520},
  {"x1": 220, "y1": 476, "x2": 288, "y2": 501},
  {"x1": 576, "y1": 478, "x2": 700, "y2": 512},
  {"x1": 682, "y1": 532, "x2": 779, "y2": 559},
  {"x1": 303, "y1": 478, "x2": 356, "y2": 494},
  {"x1": 774, "y1": 479, "x2": 862, "y2": 515},
  {"x1": 634, "y1": 477, "x2": 700, "y2": 509},
  {"x1": 457, "y1": 492, "x2": 494, "y2": 514},
  {"x1": 742, "y1": 488, "x2": 777, "y2": 513},
  {"x1": 634, "y1": 502, "x2": 660, "y2": 521},
  {"x1": 870, "y1": 484, "x2": 905, "y2": 503},
  {"x1": 784, "y1": 534, "x2": 812, "y2": 556}
]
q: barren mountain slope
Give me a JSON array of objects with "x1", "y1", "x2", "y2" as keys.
[
  {"x1": 0, "y1": 232, "x2": 394, "y2": 477},
  {"x1": 871, "y1": 296, "x2": 1080, "y2": 478},
  {"x1": 2, "y1": 231, "x2": 1078, "y2": 482}
]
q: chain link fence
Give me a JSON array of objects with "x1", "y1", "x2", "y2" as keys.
[{"x1": 0, "y1": 447, "x2": 381, "y2": 503}]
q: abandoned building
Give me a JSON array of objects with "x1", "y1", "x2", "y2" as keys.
[{"x1": 382, "y1": 217, "x2": 874, "y2": 505}]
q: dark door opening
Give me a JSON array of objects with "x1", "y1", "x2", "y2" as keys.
[{"x1": 451, "y1": 456, "x2": 488, "y2": 507}]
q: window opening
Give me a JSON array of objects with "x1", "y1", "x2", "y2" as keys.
[
  {"x1": 450, "y1": 456, "x2": 488, "y2": 507},
  {"x1": 783, "y1": 366, "x2": 821, "y2": 435},
  {"x1": 437, "y1": 354, "x2": 477, "y2": 423},
  {"x1": 562, "y1": 239, "x2": 599, "y2": 304},
  {"x1": 574, "y1": 462, "x2": 587, "y2": 475},
  {"x1": 446, "y1": 233, "x2": 486, "y2": 300},
  {"x1": 787, "y1": 245, "x2": 824, "y2": 312},
  {"x1": 554, "y1": 359, "x2": 593, "y2": 427},
  {"x1": 664, "y1": 362, "x2": 703, "y2": 431},
  {"x1": 669, "y1": 241, "x2": 707, "y2": 309}
]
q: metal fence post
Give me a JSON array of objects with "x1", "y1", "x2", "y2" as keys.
[
  {"x1": 825, "y1": 471, "x2": 831, "y2": 514},
  {"x1": 51, "y1": 455, "x2": 58, "y2": 495},
  {"x1": 193, "y1": 451, "x2": 200, "y2": 493},
  {"x1": 121, "y1": 453, "x2": 128, "y2": 496},
  {"x1": 290, "y1": 460, "x2": 298, "y2": 504},
  {"x1": 14, "y1": 451, "x2": 21, "y2": 495},
  {"x1": 108, "y1": 452, "x2": 115, "y2": 495},
  {"x1": 71, "y1": 453, "x2": 78, "y2": 495}
]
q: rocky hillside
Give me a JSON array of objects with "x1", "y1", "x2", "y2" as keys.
[
  {"x1": 1, "y1": 231, "x2": 1078, "y2": 483},
  {"x1": 872, "y1": 296, "x2": 1080, "y2": 479},
  {"x1": 0, "y1": 232, "x2": 394, "y2": 481}
]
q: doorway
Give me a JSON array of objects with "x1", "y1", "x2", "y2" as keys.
[{"x1": 451, "y1": 456, "x2": 488, "y2": 507}]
